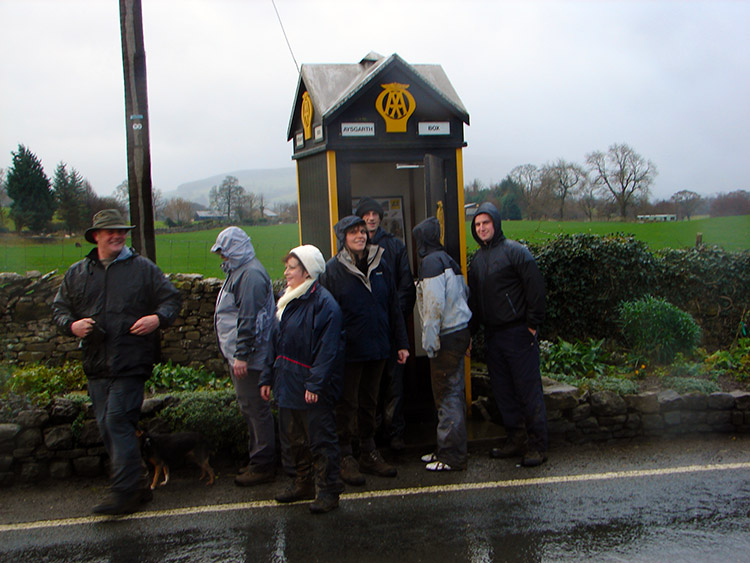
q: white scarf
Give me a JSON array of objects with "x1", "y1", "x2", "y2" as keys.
[{"x1": 276, "y1": 279, "x2": 314, "y2": 320}]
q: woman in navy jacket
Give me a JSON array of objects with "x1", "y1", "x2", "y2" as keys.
[
  {"x1": 260, "y1": 245, "x2": 344, "y2": 514},
  {"x1": 319, "y1": 215, "x2": 409, "y2": 486}
]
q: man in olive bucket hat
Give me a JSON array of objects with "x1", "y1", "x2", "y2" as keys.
[{"x1": 52, "y1": 209, "x2": 182, "y2": 515}]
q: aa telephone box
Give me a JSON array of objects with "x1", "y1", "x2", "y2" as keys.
[{"x1": 287, "y1": 52, "x2": 471, "y2": 414}]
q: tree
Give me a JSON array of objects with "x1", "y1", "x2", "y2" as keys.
[
  {"x1": 115, "y1": 179, "x2": 165, "y2": 220},
  {"x1": 6, "y1": 144, "x2": 55, "y2": 232},
  {"x1": 52, "y1": 162, "x2": 88, "y2": 234},
  {"x1": 209, "y1": 175, "x2": 245, "y2": 220},
  {"x1": 586, "y1": 143, "x2": 657, "y2": 219},
  {"x1": 709, "y1": 190, "x2": 750, "y2": 217},
  {"x1": 670, "y1": 190, "x2": 702, "y2": 220},
  {"x1": 163, "y1": 197, "x2": 195, "y2": 225},
  {"x1": 542, "y1": 159, "x2": 587, "y2": 220}
]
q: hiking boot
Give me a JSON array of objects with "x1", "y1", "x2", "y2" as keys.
[
  {"x1": 275, "y1": 481, "x2": 315, "y2": 503},
  {"x1": 309, "y1": 494, "x2": 339, "y2": 514},
  {"x1": 235, "y1": 468, "x2": 275, "y2": 487},
  {"x1": 359, "y1": 449, "x2": 397, "y2": 478},
  {"x1": 92, "y1": 489, "x2": 147, "y2": 516},
  {"x1": 521, "y1": 450, "x2": 548, "y2": 467},
  {"x1": 489, "y1": 433, "x2": 528, "y2": 459},
  {"x1": 340, "y1": 455, "x2": 366, "y2": 486}
]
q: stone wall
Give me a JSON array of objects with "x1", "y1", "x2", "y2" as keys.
[
  {"x1": 2, "y1": 383, "x2": 749, "y2": 486},
  {"x1": 1, "y1": 271, "x2": 228, "y2": 375}
]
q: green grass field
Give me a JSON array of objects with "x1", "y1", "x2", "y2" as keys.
[{"x1": 1, "y1": 216, "x2": 747, "y2": 279}]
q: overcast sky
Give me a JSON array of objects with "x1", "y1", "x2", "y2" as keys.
[{"x1": 1, "y1": 0, "x2": 748, "y2": 201}]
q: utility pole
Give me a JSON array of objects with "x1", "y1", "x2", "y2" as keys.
[{"x1": 119, "y1": 0, "x2": 156, "y2": 262}]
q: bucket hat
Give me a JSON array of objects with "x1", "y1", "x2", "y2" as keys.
[{"x1": 85, "y1": 209, "x2": 135, "y2": 244}]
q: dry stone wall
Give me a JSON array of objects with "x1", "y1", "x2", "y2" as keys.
[{"x1": 1, "y1": 271, "x2": 228, "y2": 375}]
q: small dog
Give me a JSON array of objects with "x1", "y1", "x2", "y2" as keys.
[{"x1": 137, "y1": 430, "x2": 215, "y2": 490}]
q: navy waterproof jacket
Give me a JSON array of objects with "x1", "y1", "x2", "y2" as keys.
[
  {"x1": 319, "y1": 216, "x2": 408, "y2": 363},
  {"x1": 468, "y1": 202, "x2": 546, "y2": 332},
  {"x1": 260, "y1": 282, "x2": 344, "y2": 409}
]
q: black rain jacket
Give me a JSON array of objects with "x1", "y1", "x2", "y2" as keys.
[
  {"x1": 467, "y1": 202, "x2": 545, "y2": 332},
  {"x1": 52, "y1": 246, "x2": 181, "y2": 379}
]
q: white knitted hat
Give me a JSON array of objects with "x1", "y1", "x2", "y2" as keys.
[{"x1": 289, "y1": 245, "x2": 325, "y2": 280}]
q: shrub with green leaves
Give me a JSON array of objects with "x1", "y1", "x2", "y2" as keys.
[
  {"x1": 147, "y1": 361, "x2": 228, "y2": 393},
  {"x1": 0, "y1": 362, "x2": 86, "y2": 406},
  {"x1": 541, "y1": 338, "x2": 608, "y2": 378},
  {"x1": 619, "y1": 295, "x2": 701, "y2": 364},
  {"x1": 158, "y1": 390, "x2": 249, "y2": 457},
  {"x1": 703, "y1": 337, "x2": 750, "y2": 382},
  {"x1": 661, "y1": 376, "x2": 720, "y2": 395}
]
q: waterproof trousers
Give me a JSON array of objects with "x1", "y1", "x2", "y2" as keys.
[
  {"x1": 279, "y1": 406, "x2": 344, "y2": 496},
  {"x1": 336, "y1": 359, "x2": 387, "y2": 455},
  {"x1": 231, "y1": 367, "x2": 276, "y2": 471},
  {"x1": 430, "y1": 328, "x2": 471, "y2": 469},
  {"x1": 486, "y1": 325, "x2": 548, "y2": 452}
]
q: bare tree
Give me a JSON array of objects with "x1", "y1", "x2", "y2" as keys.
[
  {"x1": 542, "y1": 159, "x2": 587, "y2": 220},
  {"x1": 163, "y1": 197, "x2": 195, "y2": 225},
  {"x1": 509, "y1": 164, "x2": 551, "y2": 219},
  {"x1": 209, "y1": 175, "x2": 245, "y2": 220},
  {"x1": 670, "y1": 190, "x2": 702, "y2": 220},
  {"x1": 586, "y1": 143, "x2": 657, "y2": 219}
]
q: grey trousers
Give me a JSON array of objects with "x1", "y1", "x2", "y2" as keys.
[
  {"x1": 231, "y1": 368, "x2": 276, "y2": 470},
  {"x1": 429, "y1": 328, "x2": 471, "y2": 469}
]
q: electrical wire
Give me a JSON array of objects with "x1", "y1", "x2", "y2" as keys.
[{"x1": 271, "y1": 0, "x2": 300, "y2": 74}]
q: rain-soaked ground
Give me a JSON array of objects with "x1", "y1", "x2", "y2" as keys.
[{"x1": 2, "y1": 433, "x2": 749, "y2": 561}]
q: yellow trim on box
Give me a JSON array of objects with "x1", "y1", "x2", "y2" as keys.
[
  {"x1": 326, "y1": 151, "x2": 339, "y2": 257},
  {"x1": 294, "y1": 162, "x2": 302, "y2": 245},
  {"x1": 456, "y1": 147, "x2": 472, "y2": 407}
]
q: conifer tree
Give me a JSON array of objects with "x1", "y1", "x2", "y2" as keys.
[{"x1": 6, "y1": 144, "x2": 55, "y2": 232}]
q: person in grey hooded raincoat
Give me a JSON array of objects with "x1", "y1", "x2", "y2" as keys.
[
  {"x1": 412, "y1": 217, "x2": 472, "y2": 471},
  {"x1": 212, "y1": 226, "x2": 277, "y2": 485}
]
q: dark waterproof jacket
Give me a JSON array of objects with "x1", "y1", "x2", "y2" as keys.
[
  {"x1": 468, "y1": 202, "x2": 545, "y2": 332},
  {"x1": 319, "y1": 216, "x2": 408, "y2": 362},
  {"x1": 370, "y1": 227, "x2": 416, "y2": 318},
  {"x1": 51, "y1": 247, "x2": 181, "y2": 379},
  {"x1": 260, "y1": 282, "x2": 345, "y2": 409}
]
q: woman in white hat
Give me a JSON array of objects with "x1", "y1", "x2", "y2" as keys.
[{"x1": 260, "y1": 245, "x2": 345, "y2": 514}]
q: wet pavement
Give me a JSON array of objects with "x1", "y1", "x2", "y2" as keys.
[{"x1": 2, "y1": 432, "x2": 749, "y2": 562}]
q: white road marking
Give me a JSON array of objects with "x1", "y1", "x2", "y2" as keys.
[{"x1": 1, "y1": 461, "x2": 748, "y2": 533}]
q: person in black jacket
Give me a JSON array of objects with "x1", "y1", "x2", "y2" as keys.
[
  {"x1": 319, "y1": 215, "x2": 409, "y2": 486},
  {"x1": 260, "y1": 245, "x2": 345, "y2": 513},
  {"x1": 355, "y1": 197, "x2": 415, "y2": 452},
  {"x1": 52, "y1": 209, "x2": 181, "y2": 515},
  {"x1": 467, "y1": 202, "x2": 548, "y2": 467}
]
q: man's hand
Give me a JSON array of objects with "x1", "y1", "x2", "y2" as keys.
[
  {"x1": 130, "y1": 314, "x2": 160, "y2": 336},
  {"x1": 397, "y1": 349, "x2": 409, "y2": 364},
  {"x1": 528, "y1": 327, "x2": 537, "y2": 336},
  {"x1": 260, "y1": 385, "x2": 271, "y2": 401},
  {"x1": 305, "y1": 390, "x2": 318, "y2": 404},
  {"x1": 233, "y1": 359, "x2": 248, "y2": 379},
  {"x1": 71, "y1": 318, "x2": 96, "y2": 338}
]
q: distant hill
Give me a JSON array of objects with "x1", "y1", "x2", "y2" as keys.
[{"x1": 163, "y1": 167, "x2": 297, "y2": 206}]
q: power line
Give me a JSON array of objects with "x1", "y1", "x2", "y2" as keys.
[{"x1": 271, "y1": 0, "x2": 299, "y2": 74}]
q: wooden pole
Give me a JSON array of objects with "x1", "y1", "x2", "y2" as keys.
[{"x1": 119, "y1": 0, "x2": 156, "y2": 262}]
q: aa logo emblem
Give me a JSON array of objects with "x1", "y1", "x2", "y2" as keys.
[{"x1": 376, "y1": 83, "x2": 416, "y2": 133}]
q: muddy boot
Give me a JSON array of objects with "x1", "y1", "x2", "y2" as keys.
[
  {"x1": 359, "y1": 449, "x2": 397, "y2": 478},
  {"x1": 521, "y1": 450, "x2": 548, "y2": 467},
  {"x1": 309, "y1": 494, "x2": 339, "y2": 514},
  {"x1": 275, "y1": 480, "x2": 316, "y2": 503},
  {"x1": 489, "y1": 431, "x2": 529, "y2": 459},
  {"x1": 340, "y1": 455, "x2": 366, "y2": 486}
]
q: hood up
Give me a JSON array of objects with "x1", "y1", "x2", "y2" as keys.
[
  {"x1": 211, "y1": 226, "x2": 256, "y2": 271},
  {"x1": 470, "y1": 202, "x2": 505, "y2": 246},
  {"x1": 412, "y1": 217, "x2": 444, "y2": 258},
  {"x1": 333, "y1": 215, "x2": 367, "y2": 252}
]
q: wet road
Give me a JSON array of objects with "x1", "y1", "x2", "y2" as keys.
[{"x1": 2, "y1": 434, "x2": 749, "y2": 562}]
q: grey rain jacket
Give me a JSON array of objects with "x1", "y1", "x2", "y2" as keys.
[
  {"x1": 413, "y1": 217, "x2": 472, "y2": 358},
  {"x1": 468, "y1": 202, "x2": 545, "y2": 332},
  {"x1": 213, "y1": 227, "x2": 276, "y2": 371},
  {"x1": 51, "y1": 246, "x2": 181, "y2": 379}
]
